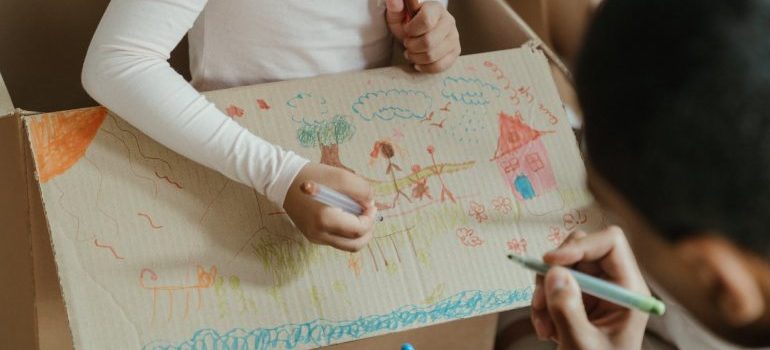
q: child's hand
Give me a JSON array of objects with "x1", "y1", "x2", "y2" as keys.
[
  {"x1": 386, "y1": 0, "x2": 461, "y2": 73},
  {"x1": 283, "y1": 163, "x2": 376, "y2": 252},
  {"x1": 531, "y1": 227, "x2": 649, "y2": 350}
]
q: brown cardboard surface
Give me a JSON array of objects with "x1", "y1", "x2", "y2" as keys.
[
  {"x1": 2, "y1": 2, "x2": 586, "y2": 348},
  {"x1": 25, "y1": 47, "x2": 599, "y2": 349},
  {"x1": 0, "y1": 112, "x2": 38, "y2": 350}
]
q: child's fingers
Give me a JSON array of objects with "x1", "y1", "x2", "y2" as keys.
[
  {"x1": 317, "y1": 206, "x2": 374, "y2": 239},
  {"x1": 531, "y1": 276, "x2": 556, "y2": 340},
  {"x1": 317, "y1": 231, "x2": 372, "y2": 252},
  {"x1": 405, "y1": 30, "x2": 457, "y2": 65},
  {"x1": 414, "y1": 47, "x2": 459, "y2": 73},
  {"x1": 404, "y1": 13, "x2": 453, "y2": 53},
  {"x1": 385, "y1": 0, "x2": 406, "y2": 25},
  {"x1": 330, "y1": 171, "x2": 374, "y2": 206},
  {"x1": 544, "y1": 226, "x2": 645, "y2": 287},
  {"x1": 544, "y1": 267, "x2": 598, "y2": 349},
  {"x1": 544, "y1": 228, "x2": 617, "y2": 265},
  {"x1": 403, "y1": 1, "x2": 445, "y2": 37}
]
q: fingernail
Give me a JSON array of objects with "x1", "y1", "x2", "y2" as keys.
[
  {"x1": 403, "y1": 51, "x2": 409, "y2": 60},
  {"x1": 550, "y1": 336, "x2": 560, "y2": 344},
  {"x1": 414, "y1": 64, "x2": 422, "y2": 72}
]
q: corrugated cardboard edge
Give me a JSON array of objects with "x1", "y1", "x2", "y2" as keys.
[
  {"x1": 21, "y1": 112, "x2": 76, "y2": 350},
  {"x1": 14, "y1": 110, "x2": 74, "y2": 349},
  {"x1": 0, "y1": 68, "x2": 39, "y2": 348},
  {"x1": 0, "y1": 109, "x2": 39, "y2": 349}
]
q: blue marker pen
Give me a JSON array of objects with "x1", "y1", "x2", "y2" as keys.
[{"x1": 401, "y1": 343, "x2": 415, "y2": 350}]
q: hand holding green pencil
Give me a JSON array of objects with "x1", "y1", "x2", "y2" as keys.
[{"x1": 526, "y1": 227, "x2": 653, "y2": 350}]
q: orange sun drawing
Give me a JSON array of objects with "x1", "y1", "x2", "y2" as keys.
[{"x1": 28, "y1": 107, "x2": 108, "y2": 182}]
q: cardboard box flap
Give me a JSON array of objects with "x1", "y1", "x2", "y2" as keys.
[{"x1": 23, "y1": 46, "x2": 602, "y2": 350}]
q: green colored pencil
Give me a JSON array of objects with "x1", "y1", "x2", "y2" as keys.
[{"x1": 508, "y1": 254, "x2": 666, "y2": 316}]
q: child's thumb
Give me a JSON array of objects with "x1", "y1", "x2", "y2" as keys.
[
  {"x1": 544, "y1": 267, "x2": 597, "y2": 348},
  {"x1": 385, "y1": 0, "x2": 405, "y2": 16}
]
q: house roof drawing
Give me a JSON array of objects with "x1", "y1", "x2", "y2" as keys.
[{"x1": 491, "y1": 111, "x2": 547, "y2": 161}]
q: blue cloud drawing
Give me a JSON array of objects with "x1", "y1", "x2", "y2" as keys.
[
  {"x1": 286, "y1": 92, "x2": 329, "y2": 123},
  {"x1": 441, "y1": 77, "x2": 501, "y2": 105},
  {"x1": 351, "y1": 89, "x2": 432, "y2": 121}
]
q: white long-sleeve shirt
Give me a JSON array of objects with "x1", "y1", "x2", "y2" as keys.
[{"x1": 82, "y1": 0, "x2": 446, "y2": 206}]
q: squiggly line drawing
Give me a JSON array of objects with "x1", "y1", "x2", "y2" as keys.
[
  {"x1": 153, "y1": 171, "x2": 183, "y2": 189},
  {"x1": 84, "y1": 155, "x2": 121, "y2": 238},
  {"x1": 352, "y1": 89, "x2": 432, "y2": 121},
  {"x1": 101, "y1": 128, "x2": 158, "y2": 197},
  {"x1": 143, "y1": 288, "x2": 532, "y2": 350},
  {"x1": 94, "y1": 239, "x2": 124, "y2": 260},
  {"x1": 52, "y1": 182, "x2": 91, "y2": 242},
  {"x1": 110, "y1": 116, "x2": 173, "y2": 171},
  {"x1": 138, "y1": 212, "x2": 163, "y2": 229},
  {"x1": 483, "y1": 61, "x2": 521, "y2": 105}
]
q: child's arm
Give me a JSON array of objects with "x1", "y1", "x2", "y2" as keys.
[
  {"x1": 531, "y1": 227, "x2": 649, "y2": 349},
  {"x1": 82, "y1": 0, "x2": 375, "y2": 252}
]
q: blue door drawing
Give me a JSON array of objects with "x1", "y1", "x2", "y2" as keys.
[{"x1": 513, "y1": 174, "x2": 536, "y2": 200}]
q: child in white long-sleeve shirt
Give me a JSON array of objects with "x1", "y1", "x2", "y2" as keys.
[{"x1": 82, "y1": 0, "x2": 460, "y2": 252}]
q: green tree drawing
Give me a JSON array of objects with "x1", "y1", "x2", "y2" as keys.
[{"x1": 296, "y1": 115, "x2": 356, "y2": 172}]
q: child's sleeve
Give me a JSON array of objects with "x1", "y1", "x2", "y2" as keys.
[{"x1": 81, "y1": 0, "x2": 309, "y2": 207}]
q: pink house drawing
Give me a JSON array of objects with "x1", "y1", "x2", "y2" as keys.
[{"x1": 491, "y1": 111, "x2": 557, "y2": 201}]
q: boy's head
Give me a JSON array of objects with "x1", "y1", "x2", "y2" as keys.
[{"x1": 577, "y1": 0, "x2": 770, "y2": 345}]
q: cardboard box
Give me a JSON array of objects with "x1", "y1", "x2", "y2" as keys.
[{"x1": 0, "y1": 1, "x2": 586, "y2": 349}]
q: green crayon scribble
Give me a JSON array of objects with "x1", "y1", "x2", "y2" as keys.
[
  {"x1": 424, "y1": 283, "x2": 446, "y2": 305},
  {"x1": 252, "y1": 234, "x2": 320, "y2": 286},
  {"x1": 310, "y1": 286, "x2": 324, "y2": 317}
]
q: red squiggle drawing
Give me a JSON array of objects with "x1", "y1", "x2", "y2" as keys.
[
  {"x1": 484, "y1": 61, "x2": 520, "y2": 105},
  {"x1": 138, "y1": 212, "x2": 163, "y2": 229},
  {"x1": 268, "y1": 211, "x2": 287, "y2": 216},
  {"x1": 154, "y1": 171, "x2": 183, "y2": 189},
  {"x1": 539, "y1": 103, "x2": 559, "y2": 125},
  {"x1": 94, "y1": 239, "x2": 124, "y2": 260}
]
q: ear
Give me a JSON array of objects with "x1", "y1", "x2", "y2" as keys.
[{"x1": 675, "y1": 235, "x2": 765, "y2": 326}]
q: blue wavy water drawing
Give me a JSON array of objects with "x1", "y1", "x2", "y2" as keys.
[
  {"x1": 441, "y1": 77, "x2": 501, "y2": 106},
  {"x1": 351, "y1": 89, "x2": 432, "y2": 121},
  {"x1": 144, "y1": 287, "x2": 532, "y2": 350}
]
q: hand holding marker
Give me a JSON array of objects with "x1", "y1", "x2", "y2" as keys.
[
  {"x1": 300, "y1": 181, "x2": 384, "y2": 222},
  {"x1": 508, "y1": 255, "x2": 666, "y2": 315}
]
